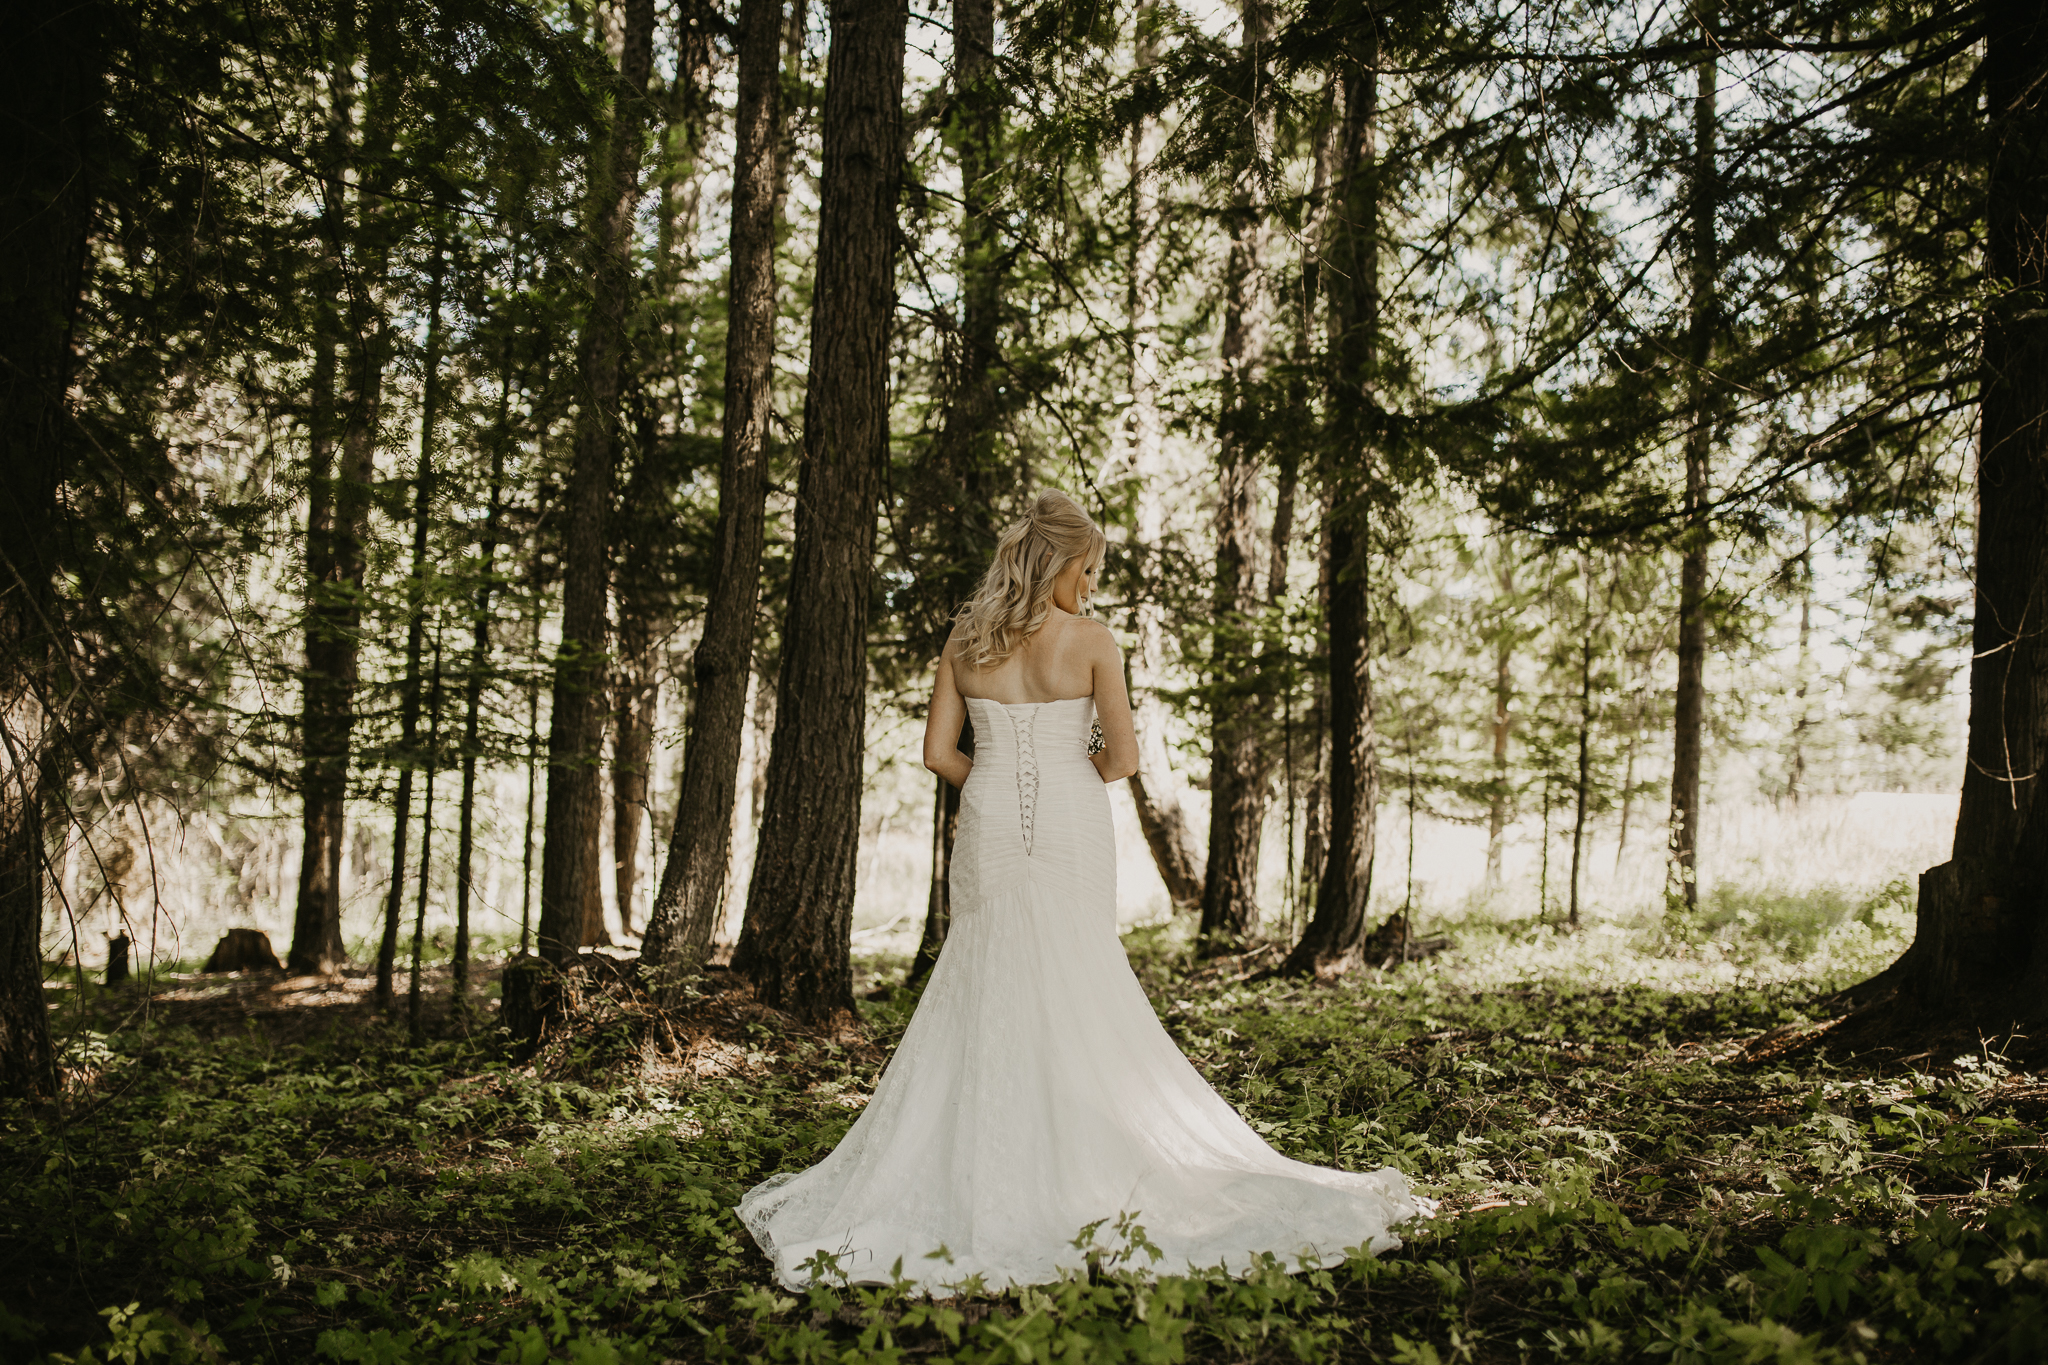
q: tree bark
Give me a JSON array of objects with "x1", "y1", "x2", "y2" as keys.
[
  {"x1": 376, "y1": 229, "x2": 447, "y2": 1008},
  {"x1": 1122, "y1": 5, "x2": 1205, "y2": 911},
  {"x1": 453, "y1": 310, "x2": 519, "y2": 1010},
  {"x1": 1197, "y1": 0, "x2": 1277, "y2": 954},
  {"x1": 290, "y1": 327, "x2": 346, "y2": 977},
  {"x1": 611, "y1": 606, "x2": 657, "y2": 938},
  {"x1": 1788, "y1": 509, "x2": 1813, "y2": 804},
  {"x1": 613, "y1": 26, "x2": 722, "y2": 947},
  {"x1": 0, "y1": 0, "x2": 97, "y2": 1099},
  {"x1": 608, "y1": 391, "x2": 662, "y2": 943},
  {"x1": 536, "y1": 0, "x2": 657, "y2": 966},
  {"x1": 1282, "y1": 46, "x2": 1379, "y2": 977},
  {"x1": 903, "y1": 0, "x2": 1006, "y2": 970},
  {"x1": 1569, "y1": 556, "x2": 1595, "y2": 929},
  {"x1": 1668, "y1": 13, "x2": 1717, "y2": 913},
  {"x1": 640, "y1": 0, "x2": 790, "y2": 994},
  {"x1": 1485, "y1": 557, "x2": 1515, "y2": 887},
  {"x1": 290, "y1": 4, "x2": 393, "y2": 976},
  {"x1": 301, "y1": 345, "x2": 389, "y2": 977},
  {"x1": 1297, "y1": 500, "x2": 1332, "y2": 900},
  {"x1": 732, "y1": 0, "x2": 906, "y2": 1021},
  {"x1": 407, "y1": 639, "x2": 442, "y2": 1044},
  {"x1": 1910, "y1": 0, "x2": 2048, "y2": 1013}
]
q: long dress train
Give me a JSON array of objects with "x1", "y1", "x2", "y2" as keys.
[{"x1": 738, "y1": 695, "x2": 1429, "y2": 1292}]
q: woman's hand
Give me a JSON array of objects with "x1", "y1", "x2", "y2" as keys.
[
  {"x1": 1079, "y1": 623, "x2": 1139, "y2": 784},
  {"x1": 923, "y1": 636, "x2": 975, "y2": 789}
]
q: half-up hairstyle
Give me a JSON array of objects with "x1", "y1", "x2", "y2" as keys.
[{"x1": 952, "y1": 489, "x2": 1106, "y2": 672}]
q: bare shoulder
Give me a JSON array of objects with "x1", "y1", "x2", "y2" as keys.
[
  {"x1": 940, "y1": 620, "x2": 973, "y2": 659},
  {"x1": 1070, "y1": 616, "x2": 1122, "y2": 660},
  {"x1": 936, "y1": 623, "x2": 969, "y2": 678}
]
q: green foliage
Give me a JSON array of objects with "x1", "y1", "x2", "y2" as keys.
[{"x1": 8, "y1": 933, "x2": 2045, "y2": 1363}]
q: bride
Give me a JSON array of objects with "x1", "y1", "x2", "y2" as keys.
[{"x1": 739, "y1": 489, "x2": 1430, "y2": 1293}]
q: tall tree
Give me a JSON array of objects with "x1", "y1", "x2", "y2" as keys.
[
  {"x1": 452, "y1": 308, "x2": 516, "y2": 1012},
  {"x1": 612, "y1": 4, "x2": 721, "y2": 943},
  {"x1": 289, "y1": 0, "x2": 400, "y2": 976},
  {"x1": 906, "y1": 0, "x2": 1005, "y2": 981},
  {"x1": 0, "y1": 0, "x2": 99, "y2": 1098},
  {"x1": 1121, "y1": 2, "x2": 1205, "y2": 912},
  {"x1": 1282, "y1": 32, "x2": 1379, "y2": 977},
  {"x1": 1667, "y1": 8, "x2": 1718, "y2": 913},
  {"x1": 1568, "y1": 555, "x2": 1598, "y2": 929},
  {"x1": 1909, "y1": 0, "x2": 2048, "y2": 1015},
  {"x1": 732, "y1": 0, "x2": 907, "y2": 1020},
  {"x1": 535, "y1": 0, "x2": 658, "y2": 966},
  {"x1": 1197, "y1": 0, "x2": 1278, "y2": 954},
  {"x1": 1483, "y1": 553, "x2": 1517, "y2": 887},
  {"x1": 639, "y1": 0, "x2": 791, "y2": 993},
  {"x1": 375, "y1": 225, "x2": 449, "y2": 1009}
]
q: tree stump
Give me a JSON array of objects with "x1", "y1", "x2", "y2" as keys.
[
  {"x1": 105, "y1": 934, "x2": 130, "y2": 987},
  {"x1": 201, "y1": 928, "x2": 284, "y2": 974},
  {"x1": 500, "y1": 954, "x2": 575, "y2": 1056}
]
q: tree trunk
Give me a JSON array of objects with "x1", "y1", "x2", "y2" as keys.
[
  {"x1": 1197, "y1": 0, "x2": 1277, "y2": 954},
  {"x1": 611, "y1": 608, "x2": 657, "y2": 937},
  {"x1": 520, "y1": 589, "x2": 543, "y2": 954},
  {"x1": 1122, "y1": 9, "x2": 1205, "y2": 910},
  {"x1": 1668, "y1": 13, "x2": 1717, "y2": 913},
  {"x1": 1569, "y1": 556, "x2": 1594, "y2": 929},
  {"x1": 1788, "y1": 509, "x2": 1813, "y2": 804},
  {"x1": 536, "y1": 0, "x2": 657, "y2": 966},
  {"x1": 639, "y1": 0, "x2": 790, "y2": 994},
  {"x1": 290, "y1": 327, "x2": 346, "y2": 977},
  {"x1": 900, "y1": 0, "x2": 1011, "y2": 969},
  {"x1": 453, "y1": 316, "x2": 518, "y2": 1011},
  {"x1": 1297, "y1": 502, "x2": 1332, "y2": 900},
  {"x1": 300, "y1": 324, "x2": 389, "y2": 978},
  {"x1": 732, "y1": 0, "x2": 906, "y2": 1022},
  {"x1": 607, "y1": 392, "x2": 661, "y2": 944},
  {"x1": 0, "y1": 0, "x2": 97, "y2": 1099},
  {"x1": 376, "y1": 229, "x2": 447, "y2": 1008},
  {"x1": 1485, "y1": 558, "x2": 1515, "y2": 887},
  {"x1": 408, "y1": 639, "x2": 442, "y2": 1044},
  {"x1": 613, "y1": 29, "x2": 721, "y2": 947},
  {"x1": 1281, "y1": 47, "x2": 1379, "y2": 977},
  {"x1": 1910, "y1": 0, "x2": 2048, "y2": 1015},
  {"x1": 291, "y1": 6, "x2": 392, "y2": 976},
  {"x1": 1615, "y1": 727, "x2": 1638, "y2": 871}
]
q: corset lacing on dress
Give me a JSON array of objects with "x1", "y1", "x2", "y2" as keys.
[{"x1": 1010, "y1": 705, "x2": 1041, "y2": 857}]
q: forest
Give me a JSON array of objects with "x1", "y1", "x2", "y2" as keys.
[{"x1": 3, "y1": 0, "x2": 2047, "y2": 1360}]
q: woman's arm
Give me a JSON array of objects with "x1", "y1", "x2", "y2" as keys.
[
  {"x1": 1084, "y1": 624, "x2": 1140, "y2": 784},
  {"x1": 923, "y1": 637, "x2": 974, "y2": 789}
]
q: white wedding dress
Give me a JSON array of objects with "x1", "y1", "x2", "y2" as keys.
[{"x1": 739, "y1": 695, "x2": 1429, "y2": 1292}]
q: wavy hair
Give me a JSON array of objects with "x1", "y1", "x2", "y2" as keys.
[{"x1": 952, "y1": 489, "x2": 1106, "y2": 672}]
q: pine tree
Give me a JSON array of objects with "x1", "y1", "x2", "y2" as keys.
[
  {"x1": 537, "y1": 0, "x2": 658, "y2": 966},
  {"x1": 640, "y1": 0, "x2": 794, "y2": 995},
  {"x1": 1908, "y1": 1, "x2": 2048, "y2": 1018},
  {"x1": 733, "y1": 0, "x2": 908, "y2": 1021},
  {"x1": 0, "y1": 0, "x2": 99, "y2": 1098}
]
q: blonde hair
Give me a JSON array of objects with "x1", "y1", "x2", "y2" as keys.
[{"x1": 952, "y1": 489, "x2": 1106, "y2": 672}]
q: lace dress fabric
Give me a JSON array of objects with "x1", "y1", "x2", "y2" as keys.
[{"x1": 738, "y1": 695, "x2": 1431, "y2": 1292}]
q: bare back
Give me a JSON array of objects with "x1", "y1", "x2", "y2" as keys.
[
  {"x1": 948, "y1": 611, "x2": 1098, "y2": 704},
  {"x1": 924, "y1": 608, "x2": 1138, "y2": 788}
]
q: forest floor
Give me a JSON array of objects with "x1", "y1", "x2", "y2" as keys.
[{"x1": 6, "y1": 897, "x2": 2046, "y2": 1364}]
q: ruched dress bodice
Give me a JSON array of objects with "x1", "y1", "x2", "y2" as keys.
[
  {"x1": 948, "y1": 696, "x2": 1112, "y2": 923},
  {"x1": 738, "y1": 695, "x2": 1431, "y2": 1294}
]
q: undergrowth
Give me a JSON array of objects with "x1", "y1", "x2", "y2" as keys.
[{"x1": 4, "y1": 903, "x2": 2046, "y2": 1364}]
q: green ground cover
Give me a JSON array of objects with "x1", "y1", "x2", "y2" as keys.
[{"x1": 5, "y1": 900, "x2": 2045, "y2": 1364}]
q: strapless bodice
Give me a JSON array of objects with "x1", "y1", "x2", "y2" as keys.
[{"x1": 952, "y1": 695, "x2": 1111, "y2": 916}]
